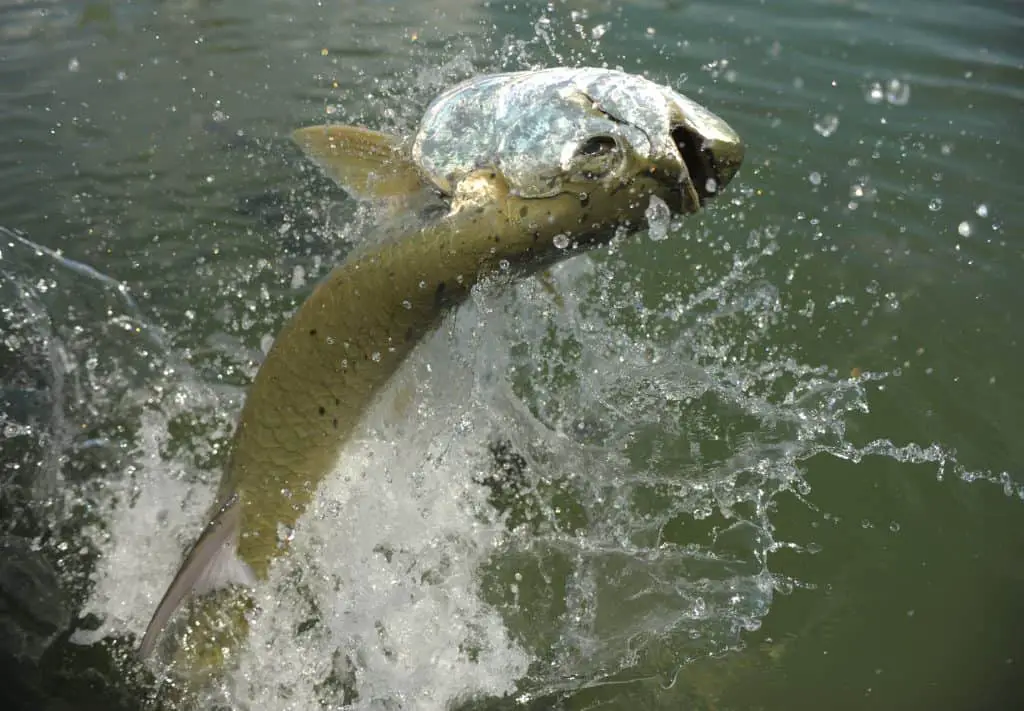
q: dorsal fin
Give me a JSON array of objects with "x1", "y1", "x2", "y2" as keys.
[{"x1": 292, "y1": 125, "x2": 432, "y2": 201}]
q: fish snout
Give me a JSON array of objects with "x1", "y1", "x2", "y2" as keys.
[{"x1": 670, "y1": 118, "x2": 744, "y2": 206}]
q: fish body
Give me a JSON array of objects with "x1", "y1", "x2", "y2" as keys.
[{"x1": 138, "y1": 67, "x2": 744, "y2": 681}]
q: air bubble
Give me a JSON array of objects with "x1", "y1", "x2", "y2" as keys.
[
  {"x1": 957, "y1": 221, "x2": 972, "y2": 238},
  {"x1": 975, "y1": 204, "x2": 988, "y2": 218},
  {"x1": 553, "y1": 234, "x2": 570, "y2": 249},
  {"x1": 808, "y1": 171, "x2": 822, "y2": 186},
  {"x1": 928, "y1": 198, "x2": 942, "y2": 212}
]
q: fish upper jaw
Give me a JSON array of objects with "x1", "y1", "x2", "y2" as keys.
[{"x1": 662, "y1": 91, "x2": 745, "y2": 206}]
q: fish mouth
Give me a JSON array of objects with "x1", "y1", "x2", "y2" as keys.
[{"x1": 671, "y1": 123, "x2": 744, "y2": 208}]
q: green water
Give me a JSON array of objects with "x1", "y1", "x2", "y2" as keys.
[{"x1": 1, "y1": 1, "x2": 1022, "y2": 710}]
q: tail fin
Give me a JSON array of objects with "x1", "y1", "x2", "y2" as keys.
[{"x1": 138, "y1": 494, "x2": 257, "y2": 658}]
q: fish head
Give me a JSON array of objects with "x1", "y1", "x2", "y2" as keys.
[{"x1": 414, "y1": 68, "x2": 743, "y2": 220}]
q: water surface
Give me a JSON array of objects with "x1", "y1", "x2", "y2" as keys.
[{"x1": 1, "y1": 1, "x2": 1022, "y2": 710}]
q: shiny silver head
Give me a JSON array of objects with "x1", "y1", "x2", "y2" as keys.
[{"x1": 412, "y1": 67, "x2": 744, "y2": 213}]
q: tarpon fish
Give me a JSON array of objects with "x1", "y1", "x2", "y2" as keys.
[{"x1": 138, "y1": 67, "x2": 744, "y2": 680}]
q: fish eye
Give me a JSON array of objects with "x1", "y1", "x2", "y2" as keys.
[
  {"x1": 571, "y1": 135, "x2": 621, "y2": 180},
  {"x1": 577, "y1": 135, "x2": 618, "y2": 157}
]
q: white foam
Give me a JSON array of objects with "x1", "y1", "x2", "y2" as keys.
[
  {"x1": 73, "y1": 298, "x2": 533, "y2": 709},
  {"x1": 72, "y1": 404, "x2": 219, "y2": 646}
]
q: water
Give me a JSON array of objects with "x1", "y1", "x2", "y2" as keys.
[{"x1": 1, "y1": 1, "x2": 1022, "y2": 709}]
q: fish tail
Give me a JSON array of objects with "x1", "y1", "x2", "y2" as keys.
[{"x1": 139, "y1": 494, "x2": 257, "y2": 666}]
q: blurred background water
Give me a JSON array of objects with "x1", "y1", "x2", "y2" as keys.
[{"x1": 1, "y1": 1, "x2": 1021, "y2": 710}]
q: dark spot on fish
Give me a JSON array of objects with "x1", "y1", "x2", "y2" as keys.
[
  {"x1": 519, "y1": 206, "x2": 529, "y2": 218},
  {"x1": 493, "y1": 235, "x2": 500, "y2": 243},
  {"x1": 489, "y1": 172, "x2": 496, "y2": 179},
  {"x1": 332, "y1": 418, "x2": 339, "y2": 429},
  {"x1": 334, "y1": 397, "x2": 340, "y2": 406},
  {"x1": 318, "y1": 406, "x2": 326, "y2": 416},
  {"x1": 405, "y1": 326, "x2": 415, "y2": 343},
  {"x1": 309, "y1": 329, "x2": 317, "y2": 337},
  {"x1": 532, "y1": 232, "x2": 541, "y2": 242}
]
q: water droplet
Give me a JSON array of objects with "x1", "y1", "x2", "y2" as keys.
[
  {"x1": 644, "y1": 195, "x2": 671, "y2": 241},
  {"x1": 957, "y1": 221, "x2": 972, "y2": 238},
  {"x1": 68, "y1": 57, "x2": 80, "y2": 72},
  {"x1": 808, "y1": 171, "x2": 822, "y2": 186},
  {"x1": 975, "y1": 204, "x2": 989, "y2": 218},
  {"x1": 401, "y1": 300, "x2": 412, "y2": 310},
  {"x1": 205, "y1": 175, "x2": 215, "y2": 184},
  {"x1": 865, "y1": 81, "x2": 884, "y2": 104},
  {"x1": 276, "y1": 524, "x2": 295, "y2": 545},
  {"x1": 260, "y1": 334, "x2": 274, "y2": 354},
  {"x1": 813, "y1": 114, "x2": 839, "y2": 137},
  {"x1": 849, "y1": 179, "x2": 876, "y2": 201},
  {"x1": 371, "y1": 351, "x2": 382, "y2": 362},
  {"x1": 691, "y1": 597, "x2": 707, "y2": 618},
  {"x1": 590, "y1": 24, "x2": 608, "y2": 40},
  {"x1": 498, "y1": 259, "x2": 510, "y2": 271},
  {"x1": 885, "y1": 78, "x2": 911, "y2": 106},
  {"x1": 645, "y1": 27, "x2": 656, "y2": 36},
  {"x1": 553, "y1": 234, "x2": 570, "y2": 249},
  {"x1": 928, "y1": 198, "x2": 942, "y2": 211},
  {"x1": 705, "y1": 177, "x2": 718, "y2": 194},
  {"x1": 116, "y1": 70, "x2": 127, "y2": 81}
]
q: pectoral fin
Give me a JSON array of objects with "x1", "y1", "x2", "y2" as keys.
[
  {"x1": 138, "y1": 494, "x2": 257, "y2": 659},
  {"x1": 293, "y1": 124, "x2": 431, "y2": 201}
]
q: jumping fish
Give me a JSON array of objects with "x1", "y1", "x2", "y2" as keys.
[{"x1": 138, "y1": 67, "x2": 744, "y2": 681}]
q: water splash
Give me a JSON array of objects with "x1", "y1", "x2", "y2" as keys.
[{"x1": 2, "y1": 7, "x2": 1020, "y2": 707}]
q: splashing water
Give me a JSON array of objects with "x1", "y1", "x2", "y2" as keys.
[{"x1": 2, "y1": 7, "x2": 1020, "y2": 709}]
